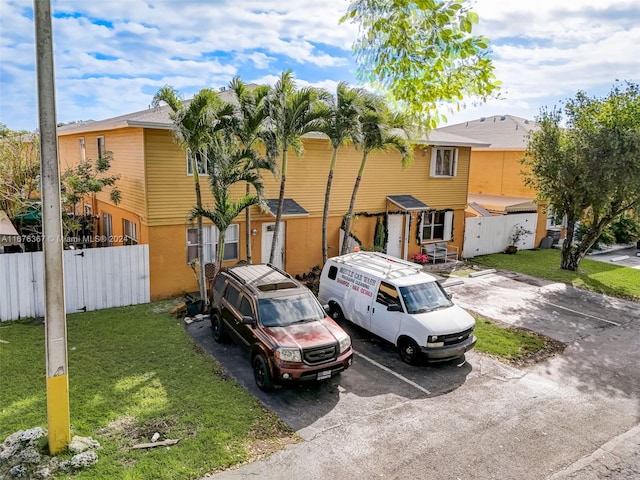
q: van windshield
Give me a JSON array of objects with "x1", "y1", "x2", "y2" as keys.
[
  {"x1": 257, "y1": 292, "x2": 326, "y2": 327},
  {"x1": 399, "y1": 282, "x2": 453, "y2": 314}
]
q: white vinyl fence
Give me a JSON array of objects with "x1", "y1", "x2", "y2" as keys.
[
  {"x1": 463, "y1": 213, "x2": 537, "y2": 258},
  {"x1": 0, "y1": 245, "x2": 150, "y2": 321}
]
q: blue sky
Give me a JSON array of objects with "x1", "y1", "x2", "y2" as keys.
[{"x1": 1, "y1": 0, "x2": 638, "y2": 131}]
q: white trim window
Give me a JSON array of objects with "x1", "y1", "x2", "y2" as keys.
[
  {"x1": 430, "y1": 147, "x2": 458, "y2": 177},
  {"x1": 186, "y1": 224, "x2": 239, "y2": 264},
  {"x1": 186, "y1": 150, "x2": 209, "y2": 176},
  {"x1": 420, "y1": 211, "x2": 453, "y2": 242},
  {"x1": 123, "y1": 219, "x2": 138, "y2": 245},
  {"x1": 97, "y1": 136, "x2": 105, "y2": 159},
  {"x1": 79, "y1": 137, "x2": 85, "y2": 161}
]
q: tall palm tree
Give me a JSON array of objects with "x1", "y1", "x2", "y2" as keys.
[
  {"x1": 191, "y1": 133, "x2": 267, "y2": 272},
  {"x1": 152, "y1": 86, "x2": 235, "y2": 305},
  {"x1": 264, "y1": 70, "x2": 328, "y2": 265},
  {"x1": 341, "y1": 96, "x2": 413, "y2": 255},
  {"x1": 228, "y1": 77, "x2": 277, "y2": 264},
  {"x1": 317, "y1": 82, "x2": 366, "y2": 263}
]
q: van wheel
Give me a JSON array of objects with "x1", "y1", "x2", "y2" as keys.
[
  {"x1": 329, "y1": 303, "x2": 345, "y2": 322},
  {"x1": 211, "y1": 313, "x2": 228, "y2": 343},
  {"x1": 253, "y1": 354, "x2": 274, "y2": 392},
  {"x1": 398, "y1": 337, "x2": 422, "y2": 365}
]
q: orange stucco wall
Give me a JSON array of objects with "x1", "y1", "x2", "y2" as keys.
[{"x1": 469, "y1": 150, "x2": 536, "y2": 197}]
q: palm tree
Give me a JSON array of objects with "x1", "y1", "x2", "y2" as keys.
[
  {"x1": 152, "y1": 86, "x2": 234, "y2": 305},
  {"x1": 228, "y1": 77, "x2": 277, "y2": 264},
  {"x1": 341, "y1": 96, "x2": 413, "y2": 255},
  {"x1": 264, "y1": 70, "x2": 328, "y2": 265},
  {"x1": 191, "y1": 133, "x2": 267, "y2": 272},
  {"x1": 317, "y1": 82, "x2": 366, "y2": 263}
]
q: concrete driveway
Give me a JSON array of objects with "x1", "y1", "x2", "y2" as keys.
[{"x1": 189, "y1": 269, "x2": 639, "y2": 480}]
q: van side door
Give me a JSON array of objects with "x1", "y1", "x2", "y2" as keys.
[{"x1": 369, "y1": 280, "x2": 402, "y2": 343}]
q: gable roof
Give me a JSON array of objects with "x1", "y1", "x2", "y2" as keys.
[{"x1": 436, "y1": 114, "x2": 538, "y2": 150}]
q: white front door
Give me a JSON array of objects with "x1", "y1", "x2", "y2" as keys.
[
  {"x1": 386, "y1": 214, "x2": 403, "y2": 258},
  {"x1": 262, "y1": 222, "x2": 285, "y2": 270}
]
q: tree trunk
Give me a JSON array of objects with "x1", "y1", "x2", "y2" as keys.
[
  {"x1": 217, "y1": 229, "x2": 226, "y2": 273},
  {"x1": 341, "y1": 174, "x2": 363, "y2": 255},
  {"x1": 194, "y1": 179, "x2": 208, "y2": 306},
  {"x1": 322, "y1": 148, "x2": 338, "y2": 264},
  {"x1": 245, "y1": 183, "x2": 252, "y2": 264},
  {"x1": 269, "y1": 149, "x2": 287, "y2": 265},
  {"x1": 341, "y1": 153, "x2": 367, "y2": 255}
]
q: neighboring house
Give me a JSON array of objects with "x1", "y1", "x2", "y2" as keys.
[
  {"x1": 436, "y1": 115, "x2": 557, "y2": 248},
  {"x1": 57, "y1": 95, "x2": 487, "y2": 300}
]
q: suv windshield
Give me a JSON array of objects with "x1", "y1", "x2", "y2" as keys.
[
  {"x1": 258, "y1": 292, "x2": 326, "y2": 327},
  {"x1": 399, "y1": 282, "x2": 453, "y2": 314}
]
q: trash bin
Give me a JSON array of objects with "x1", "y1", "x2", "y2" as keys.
[{"x1": 184, "y1": 293, "x2": 204, "y2": 316}]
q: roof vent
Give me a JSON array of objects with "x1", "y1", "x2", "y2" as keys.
[
  {"x1": 219, "y1": 86, "x2": 225, "y2": 92},
  {"x1": 480, "y1": 117, "x2": 485, "y2": 122},
  {"x1": 500, "y1": 115, "x2": 506, "y2": 121},
  {"x1": 524, "y1": 119, "x2": 529, "y2": 124}
]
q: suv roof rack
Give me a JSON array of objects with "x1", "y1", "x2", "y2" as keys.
[
  {"x1": 333, "y1": 251, "x2": 423, "y2": 279},
  {"x1": 226, "y1": 263, "x2": 298, "y2": 293}
]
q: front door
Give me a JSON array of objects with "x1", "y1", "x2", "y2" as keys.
[
  {"x1": 386, "y1": 214, "x2": 403, "y2": 258},
  {"x1": 262, "y1": 222, "x2": 285, "y2": 270}
]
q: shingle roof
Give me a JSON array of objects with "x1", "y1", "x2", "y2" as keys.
[{"x1": 436, "y1": 115, "x2": 538, "y2": 150}]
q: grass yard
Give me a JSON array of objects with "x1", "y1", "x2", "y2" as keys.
[
  {"x1": 468, "y1": 248, "x2": 640, "y2": 301},
  {"x1": 472, "y1": 315, "x2": 564, "y2": 364},
  {"x1": 0, "y1": 302, "x2": 296, "y2": 479}
]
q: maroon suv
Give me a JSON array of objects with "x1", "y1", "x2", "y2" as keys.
[{"x1": 209, "y1": 264, "x2": 353, "y2": 391}]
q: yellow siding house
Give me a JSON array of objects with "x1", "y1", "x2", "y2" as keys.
[{"x1": 57, "y1": 97, "x2": 487, "y2": 300}]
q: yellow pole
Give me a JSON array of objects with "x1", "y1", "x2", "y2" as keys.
[{"x1": 34, "y1": 0, "x2": 71, "y2": 454}]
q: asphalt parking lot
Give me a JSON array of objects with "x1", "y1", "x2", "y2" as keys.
[{"x1": 188, "y1": 269, "x2": 640, "y2": 480}]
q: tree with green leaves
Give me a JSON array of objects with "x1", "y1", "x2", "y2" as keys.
[
  {"x1": 341, "y1": 95, "x2": 413, "y2": 255},
  {"x1": 191, "y1": 133, "x2": 267, "y2": 272},
  {"x1": 228, "y1": 77, "x2": 278, "y2": 264},
  {"x1": 341, "y1": 0, "x2": 500, "y2": 130},
  {"x1": 152, "y1": 86, "x2": 235, "y2": 304},
  {"x1": 264, "y1": 71, "x2": 327, "y2": 265},
  {"x1": 60, "y1": 151, "x2": 121, "y2": 244},
  {"x1": 318, "y1": 82, "x2": 366, "y2": 263},
  {"x1": 0, "y1": 127, "x2": 40, "y2": 221},
  {"x1": 523, "y1": 82, "x2": 640, "y2": 271}
]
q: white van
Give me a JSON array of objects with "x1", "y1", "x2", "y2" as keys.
[{"x1": 318, "y1": 251, "x2": 476, "y2": 365}]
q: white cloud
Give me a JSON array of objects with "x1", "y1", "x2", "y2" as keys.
[{"x1": 0, "y1": 0, "x2": 636, "y2": 130}]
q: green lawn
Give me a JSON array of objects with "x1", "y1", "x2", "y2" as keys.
[
  {"x1": 469, "y1": 248, "x2": 640, "y2": 301},
  {"x1": 0, "y1": 303, "x2": 296, "y2": 479}
]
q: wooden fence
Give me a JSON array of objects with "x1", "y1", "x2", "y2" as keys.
[{"x1": 0, "y1": 245, "x2": 150, "y2": 321}]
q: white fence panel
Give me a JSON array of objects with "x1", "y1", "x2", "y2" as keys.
[
  {"x1": 0, "y1": 245, "x2": 149, "y2": 321},
  {"x1": 463, "y1": 213, "x2": 537, "y2": 258}
]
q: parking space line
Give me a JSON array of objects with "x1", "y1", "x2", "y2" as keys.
[
  {"x1": 544, "y1": 302, "x2": 621, "y2": 326},
  {"x1": 354, "y1": 350, "x2": 431, "y2": 395}
]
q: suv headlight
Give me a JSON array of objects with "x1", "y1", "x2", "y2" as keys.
[
  {"x1": 338, "y1": 335, "x2": 351, "y2": 353},
  {"x1": 276, "y1": 347, "x2": 302, "y2": 363}
]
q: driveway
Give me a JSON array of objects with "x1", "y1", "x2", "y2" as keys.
[
  {"x1": 188, "y1": 270, "x2": 639, "y2": 480},
  {"x1": 586, "y1": 245, "x2": 640, "y2": 269}
]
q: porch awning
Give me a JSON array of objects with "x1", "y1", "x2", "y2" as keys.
[
  {"x1": 386, "y1": 195, "x2": 429, "y2": 211},
  {"x1": 467, "y1": 194, "x2": 537, "y2": 214},
  {"x1": 264, "y1": 199, "x2": 309, "y2": 217}
]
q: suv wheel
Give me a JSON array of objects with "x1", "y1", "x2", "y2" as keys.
[
  {"x1": 252, "y1": 354, "x2": 274, "y2": 392},
  {"x1": 211, "y1": 313, "x2": 228, "y2": 343},
  {"x1": 398, "y1": 337, "x2": 422, "y2": 365}
]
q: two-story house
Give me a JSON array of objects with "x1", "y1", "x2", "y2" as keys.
[
  {"x1": 437, "y1": 114, "x2": 553, "y2": 247},
  {"x1": 57, "y1": 98, "x2": 487, "y2": 299}
]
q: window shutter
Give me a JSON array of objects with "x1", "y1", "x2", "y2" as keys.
[
  {"x1": 453, "y1": 149, "x2": 459, "y2": 177},
  {"x1": 429, "y1": 148, "x2": 437, "y2": 176},
  {"x1": 443, "y1": 211, "x2": 453, "y2": 241}
]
